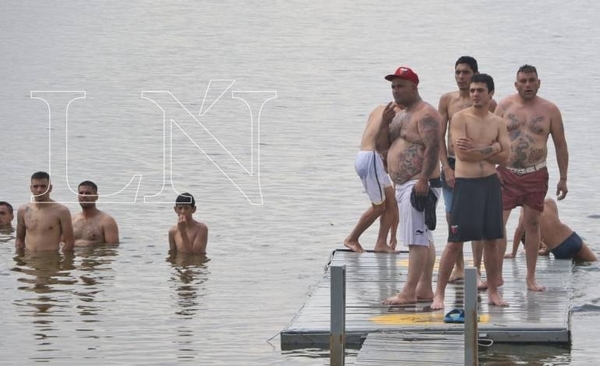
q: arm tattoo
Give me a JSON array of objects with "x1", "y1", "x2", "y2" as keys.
[{"x1": 419, "y1": 114, "x2": 440, "y2": 178}]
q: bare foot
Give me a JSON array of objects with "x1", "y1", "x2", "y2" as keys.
[
  {"x1": 527, "y1": 280, "x2": 545, "y2": 292},
  {"x1": 344, "y1": 239, "x2": 365, "y2": 253},
  {"x1": 415, "y1": 285, "x2": 433, "y2": 302},
  {"x1": 448, "y1": 268, "x2": 464, "y2": 283},
  {"x1": 373, "y1": 243, "x2": 396, "y2": 253},
  {"x1": 488, "y1": 292, "x2": 509, "y2": 307},
  {"x1": 504, "y1": 253, "x2": 515, "y2": 259},
  {"x1": 430, "y1": 295, "x2": 445, "y2": 310},
  {"x1": 389, "y1": 238, "x2": 398, "y2": 250},
  {"x1": 477, "y1": 280, "x2": 488, "y2": 291},
  {"x1": 382, "y1": 292, "x2": 417, "y2": 305}
]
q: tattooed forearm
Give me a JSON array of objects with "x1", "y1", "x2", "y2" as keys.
[{"x1": 419, "y1": 115, "x2": 441, "y2": 179}]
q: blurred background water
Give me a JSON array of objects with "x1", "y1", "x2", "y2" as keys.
[{"x1": 1, "y1": 1, "x2": 600, "y2": 364}]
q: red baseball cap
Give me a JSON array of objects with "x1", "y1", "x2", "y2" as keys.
[{"x1": 385, "y1": 66, "x2": 419, "y2": 85}]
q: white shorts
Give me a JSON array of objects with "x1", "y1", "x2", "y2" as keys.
[
  {"x1": 355, "y1": 151, "x2": 392, "y2": 205},
  {"x1": 396, "y1": 180, "x2": 441, "y2": 247}
]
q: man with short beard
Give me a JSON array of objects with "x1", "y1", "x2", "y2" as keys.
[
  {"x1": 378, "y1": 66, "x2": 442, "y2": 305},
  {"x1": 72, "y1": 180, "x2": 119, "y2": 246}
]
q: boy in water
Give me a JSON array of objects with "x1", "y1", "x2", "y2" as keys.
[{"x1": 168, "y1": 193, "x2": 208, "y2": 255}]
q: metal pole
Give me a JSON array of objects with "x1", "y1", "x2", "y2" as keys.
[
  {"x1": 330, "y1": 264, "x2": 346, "y2": 366},
  {"x1": 464, "y1": 267, "x2": 478, "y2": 366}
]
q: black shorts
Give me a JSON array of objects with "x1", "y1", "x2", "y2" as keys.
[{"x1": 448, "y1": 174, "x2": 504, "y2": 243}]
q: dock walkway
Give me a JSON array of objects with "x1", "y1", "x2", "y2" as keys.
[{"x1": 280, "y1": 249, "x2": 573, "y2": 348}]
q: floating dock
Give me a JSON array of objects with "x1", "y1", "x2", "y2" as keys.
[{"x1": 280, "y1": 249, "x2": 572, "y2": 348}]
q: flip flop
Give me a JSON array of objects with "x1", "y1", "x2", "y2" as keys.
[{"x1": 443, "y1": 309, "x2": 465, "y2": 323}]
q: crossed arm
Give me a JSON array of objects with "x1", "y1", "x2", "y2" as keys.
[{"x1": 452, "y1": 116, "x2": 510, "y2": 165}]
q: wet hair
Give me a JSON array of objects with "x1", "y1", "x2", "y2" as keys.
[
  {"x1": 78, "y1": 180, "x2": 98, "y2": 193},
  {"x1": 455, "y1": 56, "x2": 479, "y2": 73},
  {"x1": 517, "y1": 64, "x2": 538, "y2": 77},
  {"x1": 470, "y1": 73, "x2": 495, "y2": 93},
  {"x1": 175, "y1": 192, "x2": 196, "y2": 207},
  {"x1": 31, "y1": 171, "x2": 50, "y2": 181},
  {"x1": 0, "y1": 201, "x2": 13, "y2": 215}
]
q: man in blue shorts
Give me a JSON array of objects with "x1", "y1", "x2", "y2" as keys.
[{"x1": 505, "y1": 198, "x2": 596, "y2": 262}]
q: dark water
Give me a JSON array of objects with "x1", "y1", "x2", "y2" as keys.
[{"x1": 1, "y1": 0, "x2": 600, "y2": 364}]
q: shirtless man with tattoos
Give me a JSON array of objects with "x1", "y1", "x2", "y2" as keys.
[
  {"x1": 378, "y1": 66, "x2": 442, "y2": 305},
  {"x1": 495, "y1": 64, "x2": 569, "y2": 292},
  {"x1": 16, "y1": 171, "x2": 75, "y2": 252},
  {"x1": 431, "y1": 74, "x2": 510, "y2": 310},
  {"x1": 72, "y1": 181, "x2": 120, "y2": 245}
]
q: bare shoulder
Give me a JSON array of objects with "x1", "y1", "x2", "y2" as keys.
[
  {"x1": 489, "y1": 112, "x2": 505, "y2": 125},
  {"x1": 369, "y1": 104, "x2": 386, "y2": 117},
  {"x1": 537, "y1": 96, "x2": 560, "y2": 113},
  {"x1": 54, "y1": 202, "x2": 71, "y2": 215},
  {"x1": 421, "y1": 102, "x2": 442, "y2": 119},
  {"x1": 196, "y1": 221, "x2": 208, "y2": 232},
  {"x1": 452, "y1": 107, "x2": 470, "y2": 121},
  {"x1": 100, "y1": 211, "x2": 118, "y2": 225},
  {"x1": 438, "y1": 91, "x2": 454, "y2": 106},
  {"x1": 168, "y1": 225, "x2": 177, "y2": 234},
  {"x1": 495, "y1": 95, "x2": 517, "y2": 114},
  {"x1": 17, "y1": 203, "x2": 29, "y2": 213}
]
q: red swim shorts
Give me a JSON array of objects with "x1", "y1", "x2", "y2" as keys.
[{"x1": 496, "y1": 166, "x2": 549, "y2": 212}]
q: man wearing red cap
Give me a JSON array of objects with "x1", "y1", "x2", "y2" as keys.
[{"x1": 378, "y1": 66, "x2": 443, "y2": 305}]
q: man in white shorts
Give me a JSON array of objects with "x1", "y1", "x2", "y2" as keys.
[
  {"x1": 377, "y1": 66, "x2": 442, "y2": 305},
  {"x1": 344, "y1": 105, "x2": 399, "y2": 253}
]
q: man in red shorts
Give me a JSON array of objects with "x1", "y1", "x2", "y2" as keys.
[{"x1": 495, "y1": 64, "x2": 569, "y2": 292}]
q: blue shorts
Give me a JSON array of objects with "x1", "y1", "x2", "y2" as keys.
[
  {"x1": 550, "y1": 232, "x2": 583, "y2": 259},
  {"x1": 440, "y1": 157, "x2": 456, "y2": 213}
]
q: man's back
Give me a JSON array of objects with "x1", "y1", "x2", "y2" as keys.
[
  {"x1": 539, "y1": 199, "x2": 572, "y2": 249},
  {"x1": 360, "y1": 105, "x2": 386, "y2": 151}
]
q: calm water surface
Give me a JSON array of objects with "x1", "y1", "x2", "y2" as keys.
[{"x1": 1, "y1": 1, "x2": 600, "y2": 365}]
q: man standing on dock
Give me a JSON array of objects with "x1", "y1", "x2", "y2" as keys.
[
  {"x1": 344, "y1": 104, "x2": 399, "y2": 253},
  {"x1": 438, "y1": 56, "x2": 497, "y2": 287},
  {"x1": 431, "y1": 74, "x2": 510, "y2": 309},
  {"x1": 495, "y1": 64, "x2": 569, "y2": 292},
  {"x1": 379, "y1": 66, "x2": 442, "y2": 305}
]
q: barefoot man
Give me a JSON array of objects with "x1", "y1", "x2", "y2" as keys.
[
  {"x1": 73, "y1": 180, "x2": 120, "y2": 245},
  {"x1": 344, "y1": 105, "x2": 399, "y2": 253},
  {"x1": 431, "y1": 74, "x2": 510, "y2": 309},
  {"x1": 438, "y1": 56, "x2": 497, "y2": 286},
  {"x1": 16, "y1": 171, "x2": 74, "y2": 252},
  {"x1": 379, "y1": 66, "x2": 442, "y2": 305},
  {"x1": 495, "y1": 64, "x2": 569, "y2": 292}
]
